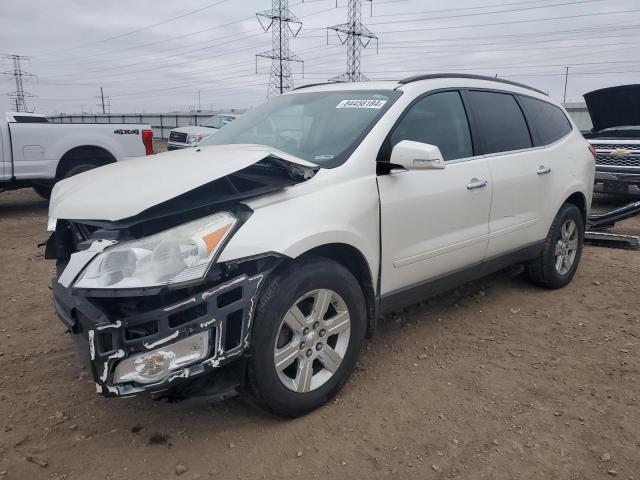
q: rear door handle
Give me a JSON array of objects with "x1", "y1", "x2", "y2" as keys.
[
  {"x1": 466, "y1": 178, "x2": 488, "y2": 190},
  {"x1": 537, "y1": 166, "x2": 551, "y2": 175}
]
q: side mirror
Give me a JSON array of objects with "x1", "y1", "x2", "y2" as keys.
[{"x1": 389, "y1": 140, "x2": 445, "y2": 170}]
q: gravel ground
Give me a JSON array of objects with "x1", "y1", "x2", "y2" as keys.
[{"x1": 0, "y1": 184, "x2": 638, "y2": 480}]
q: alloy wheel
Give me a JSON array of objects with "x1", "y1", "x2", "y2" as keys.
[
  {"x1": 554, "y1": 219, "x2": 578, "y2": 275},
  {"x1": 273, "y1": 289, "x2": 351, "y2": 393}
]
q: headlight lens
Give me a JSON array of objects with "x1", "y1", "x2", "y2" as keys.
[
  {"x1": 74, "y1": 212, "x2": 236, "y2": 289},
  {"x1": 113, "y1": 331, "x2": 210, "y2": 384},
  {"x1": 187, "y1": 133, "x2": 209, "y2": 144}
]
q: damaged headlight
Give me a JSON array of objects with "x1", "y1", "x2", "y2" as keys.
[
  {"x1": 113, "y1": 331, "x2": 210, "y2": 384},
  {"x1": 74, "y1": 212, "x2": 236, "y2": 289}
]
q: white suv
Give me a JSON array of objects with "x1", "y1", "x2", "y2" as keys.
[{"x1": 47, "y1": 74, "x2": 595, "y2": 417}]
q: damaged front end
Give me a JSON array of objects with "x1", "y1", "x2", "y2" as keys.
[
  {"x1": 45, "y1": 147, "x2": 317, "y2": 399},
  {"x1": 52, "y1": 255, "x2": 269, "y2": 399}
]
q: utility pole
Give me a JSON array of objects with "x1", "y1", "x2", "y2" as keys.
[
  {"x1": 1, "y1": 54, "x2": 36, "y2": 112},
  {"x1": 96, "y1": 87, "x2": 110, "y2": 114},
  {"x1": 256, "y1": 0, "x2": 304, "y2": 97},
  {"x1": 327, "y1": 0, "x2": 378, "y2": 82},
  {"x1": 198, "y1": 90, "x2": 201, "y2": 111},
  {"x1": 563, "y1": 66, "x2": 569, "y2": 103}
]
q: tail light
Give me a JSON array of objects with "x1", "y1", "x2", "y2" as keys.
[
  {"x1": 142, "y1": 129, "x2": 154, "y2": 155},
  {"x1": 588, "y1": 144, "x2": 597, "y2": 160}
]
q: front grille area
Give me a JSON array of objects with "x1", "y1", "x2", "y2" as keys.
[
  {"x1": 169, "y1": 131, "x2": 188, "y2": 143},
  {"x1": 596, "y1": 155, "x2": 640, "y2": 167},
  {"x1": 53, "y1": 273, "x2": 262, "y2": 397},
  {"x1": 593, "y1": 143, "x2": 640, "y2": 167}
]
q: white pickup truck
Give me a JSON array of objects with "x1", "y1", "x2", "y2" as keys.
[{"x1": 0, "y1": 112, "x2": 154, "y2": 199}]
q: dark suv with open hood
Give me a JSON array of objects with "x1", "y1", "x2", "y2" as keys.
[{"x1": 583, "y1": 84, "x2": 640, "y2": 195}]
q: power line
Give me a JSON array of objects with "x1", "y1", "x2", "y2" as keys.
[
  {"x1": 256, "y1": 0, "x2": 304, "y2": 96},
  {"x1": 1, "y1": 54, "x2": 37, "y2": 112},
  {"x1": 370, "y1": 0, "x2": 597, "y2": 17},
  {"x1": 366, "y1": 0, "x2": 607, "y2": 25},
  {"x1": 37, "y1": 3, "x2": 330, "y2": 82},
  {"x1": 36, "y1": 0, "x2": 234, "y2": 57},
  {"x1": 328, "y1": 0, "x2": 378, "y2": 82},
  {"x1": 372, "y1": 7, "x2": 640, "y2": 35}
]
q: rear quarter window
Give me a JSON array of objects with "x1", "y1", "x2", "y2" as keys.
[
  {"x1": 518, "y1": 96, "x2": 573, "y2": 146},
  {"x1": 465, "y1": 90, "x2": 532, "y2": 154}
]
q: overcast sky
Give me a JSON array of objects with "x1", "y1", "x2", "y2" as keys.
[{"x1": 1, "y1": 0, "x2": 639, "y2": 114}]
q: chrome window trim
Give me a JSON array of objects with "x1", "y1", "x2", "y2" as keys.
[{"x1": 445, "y1": 132, "x2": 572, "y2": 164}]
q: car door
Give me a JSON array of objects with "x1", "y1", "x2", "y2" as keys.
[
  {"x1": 377, "y1": 90, "x2": 493, "y2": 296},
  {"x1": 516, "y1": 95, "x2": 576, "y2": 240},
  {"x1": 463, "y1": 90, "x2": 543, "y2": 258}
]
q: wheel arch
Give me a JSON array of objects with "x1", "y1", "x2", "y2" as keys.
[
  {"x1": 564, "y1": 190, "x2": 588, "y2": 225},
  {"x1": 55, "y1": 145, "x2": 116, "y2": 178},
  {"x1": 296, "y1": 243, "x2": 378, "y2": 337}
]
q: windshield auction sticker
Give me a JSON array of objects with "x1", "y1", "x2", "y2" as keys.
[{"x1": 336, "y1": 99, "x2": 387, "y2": 109}]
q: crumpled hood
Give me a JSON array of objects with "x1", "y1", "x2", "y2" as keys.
[
  {"x1": 171, "y1": 125, "x2": 218, "y2": 137},
  {"x1": 49, "y1": 144, "x2": 316, "y2": 222},
  {"x1": 584, "y1": 84, "x2": 640, "y2": 131}
]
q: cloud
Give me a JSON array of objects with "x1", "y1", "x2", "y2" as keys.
[{"x1": 1, "y1": 0, "x2": 638, "y2": 114}]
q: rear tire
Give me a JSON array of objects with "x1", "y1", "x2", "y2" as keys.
[
  {"x1": 62, "y1": 162, "x2": 102, "y2": 179},
  {"x1": 247, "y1": 256, "x2": 366, "y2": 418},
  {"x1": 32, "y1": 162, "x2": 103, "y2": 200},
  {"x1": 32, "y1": 184, "x2": 53, "y2": 200},
  {"x1": 527, "y1": 203, "x2": 584, "y2": 289}
]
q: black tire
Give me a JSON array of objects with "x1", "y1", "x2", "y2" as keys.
[
  {"x1": 31, "y1": 163, "x2": 101, "y2": 200},
  {"x1": 62, "y1": 162, "x2": 102, "y2": 179},
  {"x1": 32, "y1": 184, "x2": 53, "y2": 200},
  {"x1": 527, "y1": 203, "x2": 584, "y2": 289},
  {"x1": 247, "y1": 256, "x2": 367, "y2": 418}
]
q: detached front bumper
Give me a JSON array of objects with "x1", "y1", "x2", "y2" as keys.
[{"x1": 53, "y1": 274, "x2": 262, "y2": 397}]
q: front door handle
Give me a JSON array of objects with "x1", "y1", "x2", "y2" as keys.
[
  {"x1": 537, "y1": 166, "x2": 551, "y2": 175},
  {"x1": 467, "y1": 178, "x2": 488, "y2": 190}
]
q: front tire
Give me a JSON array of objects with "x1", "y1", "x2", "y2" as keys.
[
  {"x1": 527, "y1": 203, "x2": 584, "y2": 289},
  {"x1": 247, "y1": 257, "x2": 366, "y2": 418}
]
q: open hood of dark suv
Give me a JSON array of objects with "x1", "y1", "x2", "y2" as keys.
[{"x1": 584, "y1": 84, "x2": 640, "y2": 132}]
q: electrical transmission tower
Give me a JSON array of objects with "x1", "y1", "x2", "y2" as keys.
[
  {"x1": 96, "y1": 87, "x2": 111, "y2": 114},
  {"x1": 256, "y1": 0, "x2": 304, "y2": 97},
  {"x1": 1, "y1": 54, "x2": 37, "y2": 112},
  {"x1": 327, "y1": 0, "x2": 378, "y2": 82}
]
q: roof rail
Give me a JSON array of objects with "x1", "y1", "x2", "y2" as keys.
[
  {"x1": 291, "y1": 81, "x2": 338, "y2": 91},
  {"x1": 397, "y1": 73, "x2": 548, "y2": 96}
]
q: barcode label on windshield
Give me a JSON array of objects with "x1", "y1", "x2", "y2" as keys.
[{"x1": 336, "y1": 99, "x2": 387, "y2": 109}]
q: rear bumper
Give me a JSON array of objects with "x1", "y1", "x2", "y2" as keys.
[
  {"x1": 595, "y1": 165, "x2": 640, "y2": 184},
  {"x1": 52, "y1": 274, "x2": 263, "y2": 397}
]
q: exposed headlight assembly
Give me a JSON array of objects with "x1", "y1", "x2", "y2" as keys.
[
  {"x1": 74, "y1": 212, "x2": 236, "y2": 289},
  {"x1": 113, "y1": 331, "x2": 210, "y2": 385}
]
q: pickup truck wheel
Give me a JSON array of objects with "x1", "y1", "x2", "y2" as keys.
[
  {"x1": 32, "y1": 163, "x2": 101, "y2": 200},
  {"x1": 527, "y1": 203, "x2": 584, "y2": 289},
  {"x1": 247, "y1": 257, "x2": 366, "y2": 418},
  {"x1": 62, "y1": 162, "x2": 101, "y2": 179},
  {"x1": 32, "y1": 184, "x2": 53, "y2": 200}
]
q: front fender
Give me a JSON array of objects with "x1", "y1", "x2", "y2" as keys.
[{"x1": 217, "y1": 174, "x2": 380, "y2": 286}]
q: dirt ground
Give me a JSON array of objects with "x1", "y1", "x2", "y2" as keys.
[{"x1": 0, "y1": 185, "x2": 638, "y2": 480}]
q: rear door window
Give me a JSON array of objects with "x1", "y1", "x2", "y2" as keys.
[
  {"x1": 389, "y1": 91, "x2": 473, "y2": 161},
  {"x1": 465, "y1": 91, "x2": 532, "y2": 154},
  {"x1": 518, "y1": 96, "x2": 572, "y2": 146}
]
